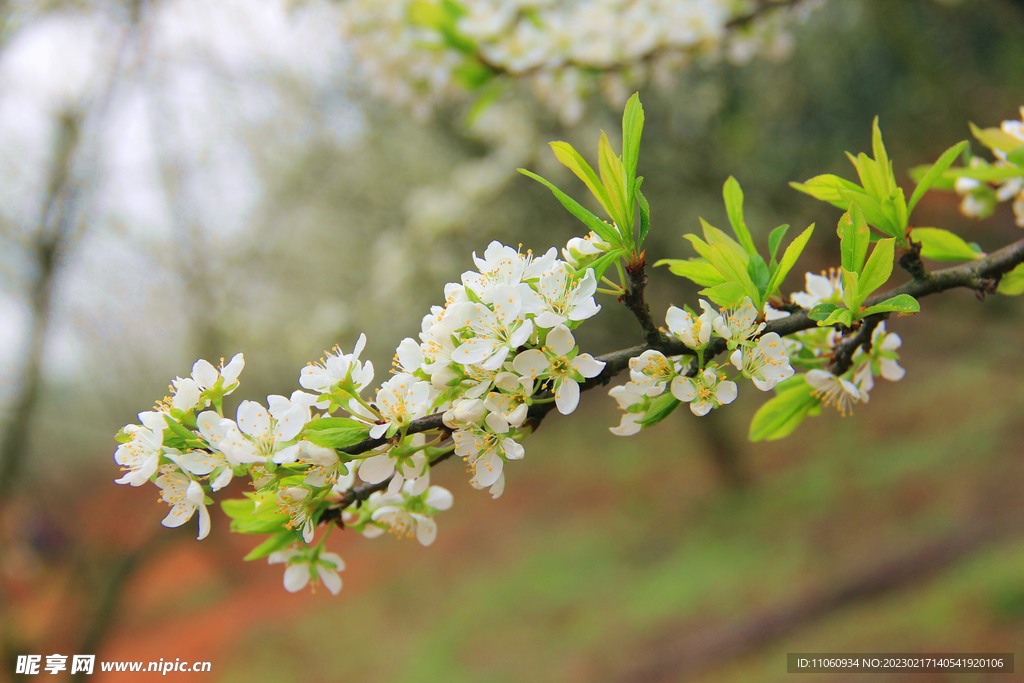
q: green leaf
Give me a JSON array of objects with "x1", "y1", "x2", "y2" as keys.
[
  {"x1": 747, "y1": 253, "x2": 771, "y2": 299},
  {"x1": 636, "y1": 180, "x2": 650, "y2": 247},
  {"x1": 547, "y1": 142, "x2": 614, "y2": 219},
  {"x1": 943, "y1": 165, "x2": 1024, "y2": 181},
  {"x1": 860, "y1": 294, "x2": 920, "y2": 317},
  {"x1": 700, "y1": 218, "x2": 747, "y2": 257},
  {"x1": 723, "y1": 176, "x2": 756, "y2": 255},
  {"x1": 767, "y1": 224, "x2": 790, "y2": 266},
  {"x1": 837, "y1": 188, "x2": 899, "y2": 237},
  {"x1": 683, "y1": 233, "x2": 715, "y2": 263},
  {"x1": 1008, "y1": 145, "x2": 1024, "y2": 167},
  {"x1": 997, "y1": 263, "x2": 1024, "y2": 295},
  {"x1": 221, "y1": 498, "x2": 255, "y2": 519},
  {"x1": 970, "y1": 122, "x2": 1024, "y2": 154},
  {"x1": 820, "y1": 307, "x2": 854, "y2": 328},
  {"x1": 871, "y1": 117, "x2": 893, "y2": 191},
  {"x1": 301, "y1": 417, "x2": 370, "y2": 449},
  {"x1": 910, "y1": 227, "x2": 984, "y2": 262},
  {"x1": 598, "y1": 132, "x2": 629, "y2": 237},
  {"x1": 700, "y1": 281, "x2": 749, "y2": 308},
  {"x1": 452, "y1": 58, "x2": 495, "y2": 90},
  {"x1": 765, "y1": 224, "x2": 814, "y2": 298},
  {"x1": 621, "y1": 93, "x2": 644, "y2": 200},
  {"x1": 857, "y1": 237, "x2": 895, "y2": 300},
  {"x1": 749, "y1": 380, "x2": 818, "y2": 442},
  {"x1": 518, "y1": 169, "x2": 621, "y2": 247},
  {"x1": 807, "y1": 302, "x2": 839, "y2": 322},
  {"x1": 908, "y1": 164, "x2": 956, "y2": 192},
  {"x1": 838, "y1": 204, "x2": 870, "y2": 275},
  {"x1": 708, "y1": 242, "x2": 758, "y2": 301},
  {"x1": 908, "y1": 140, "x2": 968, "y2": 214},
  {"x1": 841, "y1": 268, "x2": 861, "y2": 313},
  {"x1": 243, "y1": 531, "x2": 298, "y2": 561},
  {"x1": 655, "y1": 258, "x2": 726, "y2": 287},
  {"x1": 790, "y1": 175, "x2": 864, "y2": 210},
  {"x1": 587, "y1": 248, "x2": 626, "y2": 280},
  {"x1": 637, "y1": 392, "x2": 680, "y2": 428},
  {"x1": 850, "y1": 152, "x2": 888, "y2": 199}
]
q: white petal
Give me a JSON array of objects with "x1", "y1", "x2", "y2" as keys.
[
  {"x1": 319, "y1": 552, "x2": 345, "y2": 571},
  {"x1": 671, "y1": 376, "x2": 698, "y2": 402},
  {"x1": 316, "y1": 564, "x2": 343, "y2": 595},
  {"x1": 236, "y1": 401, "x2": 271, "y2": 439},
  {"x1": 488, "y1": 472, "x2": 505, "y2": 499},
  {"x1": 451, "y1": 338, "x2": 497, "y2": 366},
  {"x1": 471, "y1": 452, "x2": 503, "y2": 487},
  {"x1": 413, "y1": 515, "x2": 437, "y2": 546},
  {"x1": 221, "y1": 353, "x2": 245, "y2": 385},
  {"x1": 512, "y1": 349, "x2": 549, "y2": 378},
  {"x1": 425, "y1": 486, "x2": 453, "y2": 510},
  {"x1": 572, "y1": 354, "x2": 605, "y2": 378},
  {"x1": 716, "y1": 381, "x2": 738, "y2": 405},
  {"x1": 480, "y1": 344, "x2": 510, "y2": 371},
  {"x1": 547, "y1": 324, "x2": 575, "y2": 356},
  {"x1": 191, "y1": 359, "x2": 218, "y2": 389},
  {"x1": 358, "y1": 454, "x2": 395, "y2": 484},
  {"x1": 283, "y1": 563, "x2": 311, "y2": 592},
  {"x1": 161, "y1": 504, "x2": 193, "y2": 528},
  {"x1": 690, "y1": 400, "x2": 713, "y2": 416},
  {"x1": 485, "y1": 411, "x2": 509, "y2": 434},
  {"x1": 196, "y1": 504, "x2": 211, "y2": 540},
  {"x1": 554, "y1": 379, "x2": 580, "y2": 415}
]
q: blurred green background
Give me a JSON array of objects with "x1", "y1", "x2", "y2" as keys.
[{"x1": 1, "y1": 0, "x2": 1023, "y2": 681}]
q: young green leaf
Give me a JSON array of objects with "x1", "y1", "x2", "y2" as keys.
[
  {"x1": 655, "y1": 258, "x2": 726, "y2": 287},
  {"x1": 859, "y1": 294, "x2": 920, "y2": 317},
  {"x1": 910, "y1": 227, "x2": 984, "y2": 262},
  {"x1": 907, "y1": 140, "x2": 969, "y2": 213},
  {"x1": 765, "y1": 224, "x2": 815, "y2": 298},
  {"x1": 790, "y1": 175, "x2": 864, "y2": 210},
  {"x1": 749, "y1": 379, "x2": 818, "y2": 442},
  {"x1": 820, "y1": 307, "x2": 854, "y2": 328},
  {"x1": 637, "y1": 393, "x2": 680, "y2": 428},
  {"x1": 768, "y1": 224, "x2": 790, "y2": 266},
  {"x1": 997, "y1": 263, "x2": 1024, "y2": 296},
  {"x1": 944, "y1": 165, "x2": 1024, "y2": 182},
  {"x1": 871, "y1": 117, "x2": 894, "y2": 192},
  {"x1": 857, "y1": 237, "x2": 896, "y2": 299},
  {"x1": 807, "y1": 302, "x2": 839, "y2": 322},
  {"x1": 243, "y1": 531, "x2": 299, "y2": 561},
  {"x1": 518, "y1": 169, "x2": 621, "y2": 246},
  {"x1": 636, "y1": 180, "x2": 650, "y2": 247},
  {"x1": 700, "y1": 281, "x2": 750, "y2": 308},
  {"x1": 838, "y1": 204, "x2": 870, "y2": 274},
  {"x1": 621, "y1": 93, "x2": 644, "y2": 197},
  {"x1": 747, "y1": 253, "x2": 771, "y2": 299},
  {"x1": 586, "y1": 248, "x2": 626, "y2": 281},
  {"x1": 969, "y1": 122, "x2": 1024, "y2": 154},
  {"x1": 548, "y1": 142, "x2": 614, "y2": 218},
  {"x1": 598, "y1": 132, "x2": 629, "y2": 236},
  {"x1": 302, "y1": 417, "x2": 370, "y2": 449},
  {"x1": 841, "y1": 268, "x2": 861, "y2": 313},
  {"x1": 723, "y1": 176, "x2": 757, "y2": 255},
  {"x1": 908, "y1": 164, "x2": 957, "y2": 192},
  {"x1": 837, "y1": 188, "x2": 899, "y2": 237},
  {"x1": 708, "y1": 242, "x2": 758, "y2": 301},
  {"x1": 1008, "y1": 146, "x2": 1024, "y2": 167}
]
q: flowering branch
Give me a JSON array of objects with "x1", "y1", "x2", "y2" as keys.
[{"x1": 110, "y1": 99, "x2": 1024, "y2": 596}]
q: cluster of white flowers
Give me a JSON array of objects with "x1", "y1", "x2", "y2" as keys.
[
  {"x1": 113, "y1": 234, "x2": 615, "y2": 594},
  {"x1": 339, "y1": 0, "x2": 814, "y2": 123},
  {"x1": 608, "y1": 296, "x2": 794, "y2": 434},
  {"x1": 955, "y1": 106, "x2": 1024, "y2": 226}
]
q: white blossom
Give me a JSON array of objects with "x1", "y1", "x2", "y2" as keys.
[
  {"x1": 792, "y1": 270, "x2": 843, "y2": 309},
  {"x1": 155, "y1": 466, "x2": 210, "y2": 540},
  {"x1": 511, "y1": 324, "x2": 604, "y2": 415},
  {"x1": 299, "y1": 334, "x2": 374, "y2": 393},
  {"x1": 729, "y1": 332, "x2": 794, "y2": 391},
  {"x1": 113, "y1": 411, "x2": 167, "y2": 486},
  {"x1": 268, "y1": 548, "x2": 345, "y2": 595},
  {"x1": 670, "y1": 365, "x2": 738, "y2": 416},
  {"x1": 805, "y1": 369, "x2": 862, "y2": 416},
  {"x1": 665, "y1": 300, "x2": 719, "y2": 349}
]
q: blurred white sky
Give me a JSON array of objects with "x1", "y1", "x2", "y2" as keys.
[{"x1": 0, "y1": 0, "x2": 362, "y2": 389}]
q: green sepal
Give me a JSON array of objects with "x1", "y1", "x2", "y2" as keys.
[{"x1": 910, "y1": 227, "x2": 984, "y2": 262}]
